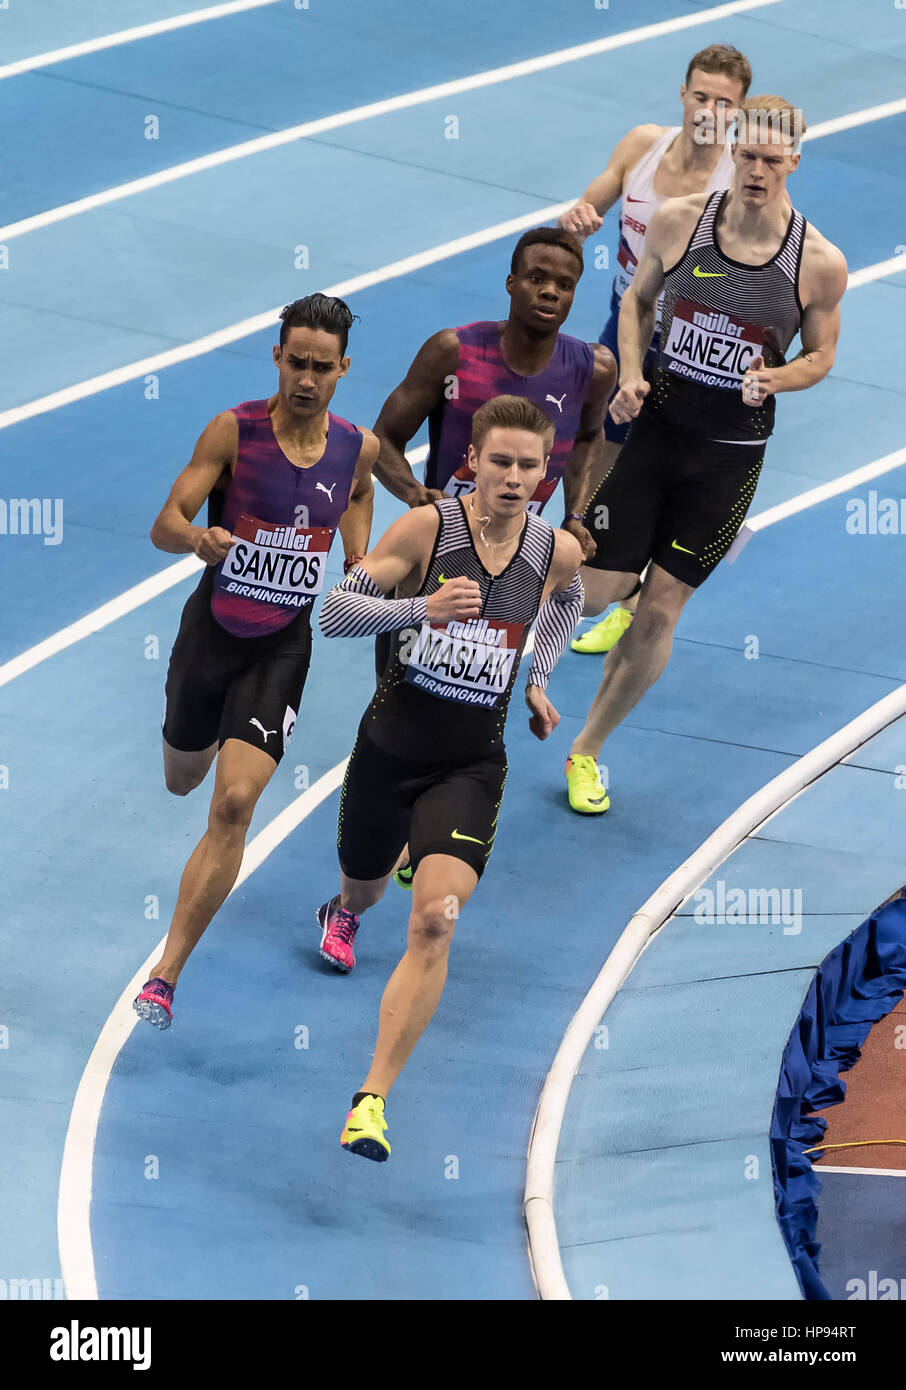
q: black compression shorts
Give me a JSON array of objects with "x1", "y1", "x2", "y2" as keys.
[
  {"x1": 337, "y1": 722, "x2": 507, "y2": 881},
  {"x1": 582, "y1": 407, "x2": 765, "y2": 588},
  {"x1": 163, "y1": 583, "x2": 312, "y2": 764}
]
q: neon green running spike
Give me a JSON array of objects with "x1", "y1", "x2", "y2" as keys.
[
  {"x1": 565, "y1": 755, "x2": 610, "y2": 814},
  {"x1": 571, "y1": 606, "x2": 633, "y2": 654}
]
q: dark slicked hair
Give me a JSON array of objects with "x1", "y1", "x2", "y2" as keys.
[
  {"x1": 510, "y1": 226, "x2": 584, "y2": 278},
  {"x1": 471, "y1": 394, "x2": 555, "y2": 457},
  {"x1": 279, "y1": 293, "x2": 359, "y2": 354}
]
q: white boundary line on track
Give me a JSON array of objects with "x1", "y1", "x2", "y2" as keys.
[
  {"x1": 524, "y1": 680, "x2": 906, "y2": 1300},
  {"x1": 57, "y1": 757, "x2": 348, "y2": 1301},
  {"x1": 743, "y1": 446, "x2": 906, "y2": 534},
  {"x1": 0, "y1": 204, "x2": 570, "y2": 433},
  {"x1": 0, "y1": 1, "x2": 282, "y2": 82},
  {"x1": 0, "y1": 445, "x2": 427, "y2": 692},
  {"x1": 0, "y1": 0, "x2": 783, "y2": 241}
]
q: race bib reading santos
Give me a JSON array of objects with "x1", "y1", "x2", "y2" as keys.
[
  {"x1": 402, "y1": 616, "x2": 524, "y2": 707},
  {"x1": 215, "y1": 513, "x2": 331, "y2": 609},
  {"x1": 663, "y1": 298, "x2": 765, "y2": 390}
]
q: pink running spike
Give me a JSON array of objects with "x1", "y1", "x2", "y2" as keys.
[{"x1": 316, "y1": 896, "x2": 360, "y2": 973}]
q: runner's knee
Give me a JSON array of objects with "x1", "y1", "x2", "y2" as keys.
[
  {"x1": 408, "y1": 899, "x2": 456, "y2": 958},
  {"x1": 634, "y1": 594, "x2": 682, "y2": 640},
  {"x1": 209, "y1": 779, "x2": 260, "y2": 831},
  {"x1": 165, "y1": 769, "x2": 205, "y2": 796}
]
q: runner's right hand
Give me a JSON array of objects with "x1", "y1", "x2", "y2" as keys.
[
  {"x1": 193, "y1": 526, "x2": 235, "y2": 564},
  {"x1": 407, "y1": 485, "x2": 445, "y2": 508},
  {"x1": 559, "y1": 202, "x2": 603, "y2": 238},
  {"x1": 426, "y1": 575, "x2": 482, "y2": 622},
  {"x1": 609, "y1": 379, "x2": 650, "y2": 425}
]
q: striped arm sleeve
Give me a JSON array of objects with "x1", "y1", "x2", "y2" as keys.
[
  {"x1": 318, "y1": 565, "x2": 429, "y2": 639},
  {"x1": 526, "y1": 571, "x2": 584, "y2": 690}
]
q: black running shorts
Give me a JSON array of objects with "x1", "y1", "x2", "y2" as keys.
[
  {"x1": 582, "y1": 407, "x2": 765, "y2": 588},
  {"x1": 337, "y1": 722, "x2": 507, "y2": 881},
  {"x1": 163, "y1": 583, "x2": 312, "y2": 764}
]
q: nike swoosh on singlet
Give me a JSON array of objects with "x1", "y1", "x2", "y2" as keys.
[
  {"x1": 625, "y1": 195, "x2": 646, "y2": 203},
  {"x1": 451, "y1": 829, "x2": 484, "y2": 844},
  {"x1": 671, "y1": 540, "x2": 696, "y2": 555},
  {"x1": 438, "y1": 573, "x2": 447, "y2": 583},
  {"x1": 692, "y1": 265, "x2": 726, "y2": 278}
]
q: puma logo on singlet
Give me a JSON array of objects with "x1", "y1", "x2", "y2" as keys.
[
  {"x1": 249, "y1": 717, "x2": 277, "y2": 742},
  {"x1": 692, "y1": 265, "x2": 726, "y2": 278},
  {"x1": 315, "y1": 481, "x2": 336, "y2": 501},
  {"x1": 545, "y1": 393, "x2": 567, "y2": 413}
]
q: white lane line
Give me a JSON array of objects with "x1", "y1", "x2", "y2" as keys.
[
  {"x1": 3, "y1": 110, "x2": 904, "y2": 437},
  {"x1": 803, "y1": 96, "x2": 906, "y2": 141},
  {"x1": 57, "y1": 757, "x2": 348, "y2": 1301},
  {"x1": 0, "y1": 556, "x2": 202, "y2": 691},
  {"x1": 0, "y1": 201, "x2": 571, "y2": 433},
  {"x1": 0, "y1": 233, "x2": 900, "y2": 696},
  {"x1": 0, "y1": 1, "x2": 283, "y2": 82},
  {"x1": 2, "y1": 230, "x2": 904, "y2": 442},
  {"x1": 744, "y1": 447, "x2": 906, "y2": 534},
  {"x1": 0, "y1": 445, "x2": 428, "y2": 692},
  {"x1": 0, "y1": 0, "x2": 783, "y2": 242},
  {"x1": 524, "y1": 680, "x2": 906, "y2": 1299},
  {"x1": 847, "y1": 252, "x2": 906, "y2": 290}
]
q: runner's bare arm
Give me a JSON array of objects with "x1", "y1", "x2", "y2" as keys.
[
  {"x1": 337, "y1": 429, "x2": 378, "y2": 567},
  {"x1": 559, "y1": 125, "x2": 665, "y2": 240},
  {"x1": 525, "y1": 529, "x2": 584, "y2": 739},
  {"x1": 373, "y1": 330, "x2": 461, "y2": 506},
  {"x1": 742, "y1": 235, "x2": 848, "y2": 404},
  {"x1": 150, "y1": 411, "x2": 239, "y2": 563},
  {"x1": 561, "y1": 344, "x2": 617, "y2": 559},
  {"x1": 610, "y1": 197, "x2": 697, "y2": 423}
]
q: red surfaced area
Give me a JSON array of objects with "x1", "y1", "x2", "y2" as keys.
[{"x1": 812, "y1": 996, "x2": 906, "y2": 1171}]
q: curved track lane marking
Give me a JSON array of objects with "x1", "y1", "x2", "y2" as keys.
[
  {"x1": 57, "y1": 758, "x2": 348, "y2": 1300},
  {"x1": 524, "y1": 681, "x2": 906, "y2": 1299}
]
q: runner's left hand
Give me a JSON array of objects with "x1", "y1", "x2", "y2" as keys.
[
  {"x1": 562, "y1": 517, "x2": 596, "y2": 561},
  {"x1": 526, "y1": 685, "x2": 560, "y2": 741},
  {"x1": 741, "y1": 355, "x2": 778, "y2": 406}
]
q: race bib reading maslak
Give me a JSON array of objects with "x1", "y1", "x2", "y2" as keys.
[{"x1": 402, "y1": 616, "x2": 524, "y2": 708}]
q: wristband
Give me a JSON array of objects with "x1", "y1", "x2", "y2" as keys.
[
  {"x1": 343, "y1": 554, "x2": 364, "y2": 575},
  {"x1": 563, "y1": 513, "x2": 584, "y2": 525}
]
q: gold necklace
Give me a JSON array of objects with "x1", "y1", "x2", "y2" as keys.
[{"x1": 468, "y1": 494, "x2": 522, "y2": 550}]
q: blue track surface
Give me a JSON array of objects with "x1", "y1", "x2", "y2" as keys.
[{"x1": 1, "y1": 0, "x2": 904, "y2": 1300}]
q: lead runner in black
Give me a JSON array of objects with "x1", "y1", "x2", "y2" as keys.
[{"x1": 314, "y1": 395, "x2": 584, "y2": 1161}]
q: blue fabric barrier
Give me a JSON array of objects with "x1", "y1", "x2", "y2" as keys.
[{"x1": 771, "y1": 888, "x2": 906, "y2": 1299}]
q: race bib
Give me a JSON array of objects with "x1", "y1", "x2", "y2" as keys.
[
  {"x1": 663, "y1": 297, "x2": 764, "y2": 390},
  {"x1": 402, "y1": 617, "x2": 524, "y2": 708},
  {"x1": 443, "y1": 462, "x2": 554, "y2": 516},
  {"x1": 215, "y1": 513, "x2": 331, "y2": 610}
]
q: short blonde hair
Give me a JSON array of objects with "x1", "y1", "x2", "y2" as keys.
[{"x1": 734, "y1": 94, "x2": 805, "y2": 152}]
